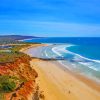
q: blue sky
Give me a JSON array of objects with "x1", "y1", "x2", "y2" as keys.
[{"x1": 0, "y1": 0, "x2": 100, "y2": 37}]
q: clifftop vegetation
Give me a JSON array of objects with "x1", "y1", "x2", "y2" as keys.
[{"x1": 0, "y1": 40, "x2": 41, "y2": 100}]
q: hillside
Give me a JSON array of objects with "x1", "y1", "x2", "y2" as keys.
[
  {"x1": 0, "y1": 44, "x2": 44, "y2": 100},
  {"x1": 0, "y1": 35, "x2": 37, "y2": 40},
  {"x1": 0, "y1": 53, "x2": 38, "y2": 100},
  {"x1": 0, "y1": 35, "x2": 38, "y2": 44}
]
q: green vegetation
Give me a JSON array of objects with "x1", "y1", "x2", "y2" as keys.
[
  {"x1": 0, "y1": 75, "x2": 16, "y2": 93},
  {"x1": 0, "y1": 35, "x2": 37, "y2": 99},
  {"x1": 0, "y1": 52, "x2": 27, "y2": 63},
  {"x1": 0, "y1": 43, "x2": 31, "y2": 99},
  {"x1": 0, "y1": 44, "x2": 31, "y2": 63},
  {"x1": 10, "y1": 44, "x2": 30, "y2": 52},
  {"x1": 0, "y1": 93, "x2": 5, "y2": 100}
]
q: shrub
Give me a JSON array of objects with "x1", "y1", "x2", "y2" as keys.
[{"x1": 0, "y1": 76, "x2": 16, "y2": 93}]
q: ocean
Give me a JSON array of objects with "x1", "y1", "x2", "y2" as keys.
[{"x1": 24, "y1": 37, "x2": 100, "y2": 83}]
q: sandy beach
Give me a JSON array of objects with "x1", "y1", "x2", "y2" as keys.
[{"x1": 23, "y1": 44, "x2": 100, "y2": 100}]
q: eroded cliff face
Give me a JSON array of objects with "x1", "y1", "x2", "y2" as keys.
[{"x1": 0, "y1": 56, "x2": 38, "y2": 100}]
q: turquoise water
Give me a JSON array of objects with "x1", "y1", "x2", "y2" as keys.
[
  {"x1": 51, "y1": 44, "x2": 100, "y2": 83},
  {"x1": 67, "y1": 45, "x2": 100, "y2": 60}
]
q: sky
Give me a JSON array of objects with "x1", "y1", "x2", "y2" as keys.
[{"x1": 0, "y1": 0, "x2": 100, "y2": 37}]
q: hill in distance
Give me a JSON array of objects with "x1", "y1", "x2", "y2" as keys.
[{"x1": 0, "y1": 35, "x2": 39, "y2": 44}]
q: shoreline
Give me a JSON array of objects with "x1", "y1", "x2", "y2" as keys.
[
  {"x1": 18, "y1": 37, "x2": 43, "y2": 42},
  {"x1": 20, "y1": 43, "x2": 47, "y2": 52},
  {"x1": 22, "y1": 44, "x2": 100, "y2": 100},
  {"x1": 54, "y1": 61, "x2": 100, "y2": 92},
  {"x1": 18, "y1": 38, "x2": 35, "y2": 41},
  {"x1": 30, "y1": 58, "x2": 100, "y2": 100}
]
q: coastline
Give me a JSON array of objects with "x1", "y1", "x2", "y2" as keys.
[
  {"x1": 18, "y1": 38, "x2": 36, "y2": 41},
  {"x1": 22, "y1": 44, "x2": 100, "y2": 100},
  {"x1": 18, "y1": 37, "x2": 43, "y2": 42},
  {"x1": 54, "y1": 61, "x2": 100, "y2": 92},
  {"x1": 20, "y1": 43, "x2": 47, "y2": 52}
]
